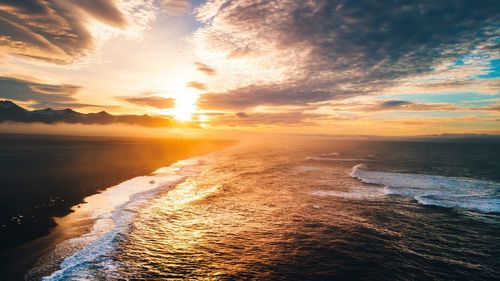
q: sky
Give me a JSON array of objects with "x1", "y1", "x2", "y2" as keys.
[{"x1": 0, "y1": 0, "x2": 499, "y2": 136}]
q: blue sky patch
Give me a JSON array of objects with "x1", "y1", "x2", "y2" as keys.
[
  {"x1": 380, "y1": 92, "x2": 499, "y2": 107},
  {"x1": 477, "y1": 58, "x2": 500, "y2": 79}
]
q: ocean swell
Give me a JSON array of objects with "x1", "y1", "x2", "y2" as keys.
[{"x1": 350, "y1": 164, "x2": 500, "y2": 213}]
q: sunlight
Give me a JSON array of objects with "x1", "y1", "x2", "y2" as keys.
[{"x1": 172, "y1": 92, "x2": 199, "y2": 121}]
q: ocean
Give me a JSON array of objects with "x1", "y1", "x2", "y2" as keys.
[{"x1": 20, "y1": 139, "x2": 500, "y2": 280}]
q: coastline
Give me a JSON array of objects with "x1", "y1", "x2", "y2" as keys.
[
  {"x1": 0, "y1": 135, "x2": 233, "y2": 280},
  {"x1": 0, "y1": 155, "x2": 215, "y2": 280},
  {"x1": 38, "y1": 156, "x2": 206, "y2": 280},
  {"x1": 0, "y1": 208, "x2": 96, "y2": 280}
]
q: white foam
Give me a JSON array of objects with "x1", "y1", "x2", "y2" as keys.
[
  {"x1": 351, "y1": 164, "x2": 500, "y2": 213},
  {"x1": 311, "y1": 187, "x2": 385, "y2": 199},
  {"x1": 306, "y1": 156, "x2": 376, "y2": 162},
  {"x1": 320, "y1": 152, "x2": 340, "y2": 157},
  {"x1": 294, "y1": 165, "x2": 322, "y2": 172},
  {"x1": 41, "y1": 157, "x2": 207, "y2": 280}
]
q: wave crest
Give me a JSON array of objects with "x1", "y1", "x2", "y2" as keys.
[{"x1": 351, "y1": 164, "x2": 500, "y2": 213}]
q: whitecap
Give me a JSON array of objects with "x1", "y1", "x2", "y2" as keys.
[
  {"x1": 350, "y1": 164, "x2": 500, "y2": 213},
  {"x1": 311, "y1": 187, "x2": 385, "y2": 200},
  {"x1": 306, "y1": 156, "x2": 376, "y2": 162}
]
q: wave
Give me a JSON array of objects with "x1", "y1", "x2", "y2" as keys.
[
  {"x1": 294, "y1": 165, "x2": 322, "y2": 172},
  {"x1": 306, "y1": 156, "x2": 376, "y2": 162},
  {"x1": 320, "y1": 152, "x2": 340, "y2": 157},
  {"x1": 311, "y1": 188, "x2": 385, "y2": 199},
  {"x1": 350, "y1": 164, "x2": 500, "y2": 213},
  {"x1": 39, "y1": 158, "x2": 206, "y2": 280}
]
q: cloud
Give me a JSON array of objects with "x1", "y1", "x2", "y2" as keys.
[
  {"x1": 326, "y1": 99, "x2": 500, "y2": 113},
  {"x1": 194, "y1": 0, "x2": 500, "y2": 109},
  {"x1": 0, "y1": 76, "x2": 84, "y2": 108},
  {"x1": 186, "y1": 81, "x2": 207, "y2": 91},
  {"x1": 198, "y1": 83, "x2": 344, "y2": 110},
  {"x1": 123, "y1": 95, "x2": 175, "y2": 108},
  {"x1": 162, "y1": 0, "x2": 191, "y2": 15},
  {"x1": 194, "y1": 62, "x2": 216, "y2": 75},
  {"x1": 72, "y1": 0, "x2": 127, "y2": 27},
  {"x1": 235, "y1": 112, "x2": 247, "y2": 118},
  {"x1": 470, "y1": 104, "x2": 500, "y2": 112},
  {"x1": 378, "y1": 100, "x2": 413, "y2": 109},
  {"x1": 206, "y1": 111, "x2": 325, "y2": 126},
  {"x1": 372, "y1": 100, "x2": 459, "y2": 111},
  {"x1": 385, "y1": 58, "x2": 500, "y2": 95},
  {"x1": 227, "y1": 45, "x2": 253, "y2": 58},
  {"x1": 0, "y1": 0, "x2": 156, "y2": 63}
]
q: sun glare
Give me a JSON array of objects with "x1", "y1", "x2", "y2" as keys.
[{"x1": 172, "y1": 92, "x2": 199, "y2": 121}]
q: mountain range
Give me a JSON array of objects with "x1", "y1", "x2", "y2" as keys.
[{"x1": 0, "y1": 100, "x2": 175, "y2": 127}]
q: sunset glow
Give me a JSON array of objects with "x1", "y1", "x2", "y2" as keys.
[
  {"x1": 0, "y1": 0, "x2": 497, "y2": 136},
  {"x1": 0, "y1": 2, "x2": 499, "y2": 280}
]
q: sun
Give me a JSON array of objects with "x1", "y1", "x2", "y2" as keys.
[{"x1": 171, "y1": 92, "x2": 199, "y2": 121}]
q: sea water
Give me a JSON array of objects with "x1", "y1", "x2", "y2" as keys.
[{"x1": 35, "y1": 140, "x2": 500, "y2": 280}]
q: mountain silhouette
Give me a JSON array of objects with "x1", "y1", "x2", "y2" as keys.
[{"x1": 0, "y1": 100, "x2": 175, "y2": 127}]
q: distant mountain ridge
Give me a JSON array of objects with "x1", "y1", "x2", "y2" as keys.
[{"x1": 0, "y1": 100, "x2": 175, "y2": 127}]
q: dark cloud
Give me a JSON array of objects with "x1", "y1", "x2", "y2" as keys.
[
  {"x1": 235, "y1": 112, "x2": 248, "y2": 118},
  {"x1": 123, "y1": 95, "x2": 176, "y2": 109},
  {"x1": 0, "y1": 76, "x2": 83, "y2": 108},
  {"x1": 0, "y1": 0, "x2": 127, "y2": 63},
  {"x1": 197, "y1": 0, "x2": 500, "y2": 108},
  {"x1": 330, "y1": 100, "x2": 461, "y2": 112},
  {"x1": 379, "y1": 100, "x2": 414, "y2": 109},
  {"x1": 195, "y1": 62, "x2": 216, "y2": 75},
  {"x1": 72, "y1": 0, "x2": 126, "y2": 27},
  {"x1": 0, "y1": 1, "x2": 50, "y2": 15},
  {"x1": 284, "y1": 1, "x2": 498, "y2": 76},
  {"x1": 186, "y1": 81, "x2": 207, "y2": 91},
  {"x1": 335, "y1": 100, "x2": 500, "y2": 112},
  {"x1": 374, "y1": 100, "x2": 458, "y2": 111},
  {"x1": 198, "y1": 83, "x2": 345, "y2": 110}
]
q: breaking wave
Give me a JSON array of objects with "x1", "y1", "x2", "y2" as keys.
[{"x1": 350, "y1": 164, "x2": 500, "y2": 213}]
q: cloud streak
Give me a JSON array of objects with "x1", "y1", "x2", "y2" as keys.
[
  {"x1": 326, "y1": 100, "x2": 500, "y2": 113},
  {"x1": 0, "y1": 0, "x2": 156, "y2": 63},
  {"x1": 186, "y1": 81, "x2": 207, "y2": 91},
  {"x1": 123, "y1": 95, "x2": 175, "y2": 109},
  {"x1": 198, "y1": 83, "x2": 342, "y2": 110},
  {"x1": 162, "y1": 0, "x2": 191, "y2": 15},
  {"x1": 205, "y1": 111, "x2": 326, "y2": 126},
  {"x1": 0, "y1": 76, "x2": 83, "y2": 108},
  {"x1": 194, "y1": 62, "x2": 217, "y2": 75}
]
